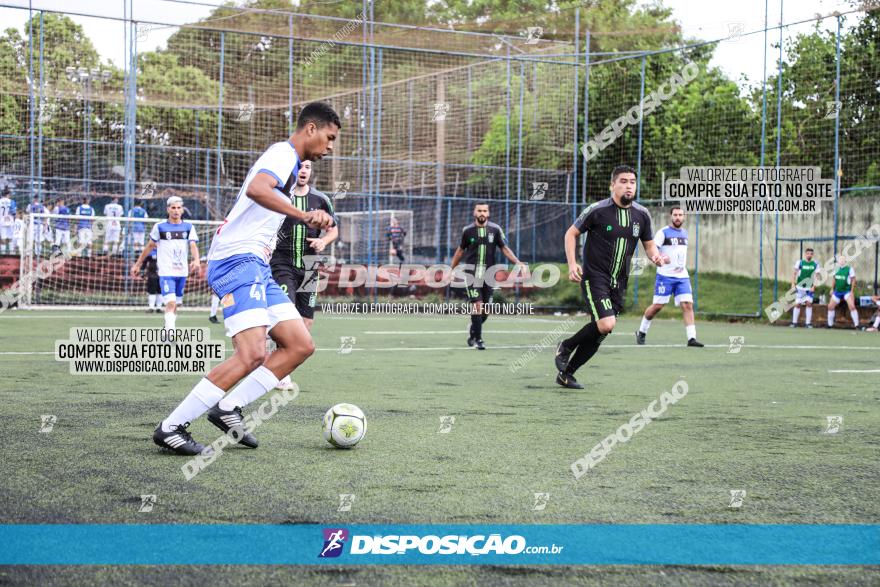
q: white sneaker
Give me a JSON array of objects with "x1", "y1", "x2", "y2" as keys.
[{"x1": 275, "y1": 375, "x2": 294, "y2": 391}]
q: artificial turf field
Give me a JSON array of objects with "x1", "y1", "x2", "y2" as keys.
[{"x1": 1, "y1": 309, "x2": 879, "y2": 585}]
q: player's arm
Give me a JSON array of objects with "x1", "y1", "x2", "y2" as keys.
[
  {"x1": 450, "y1": 246, "x2": 464, "y2": 269},
  {"x1": 500, "y1": 245, "x2": 523, "y2": 266},
  {"x1": 642, "y1": 238, "x2": 665, "y2": 266},
  {"x1": 246, "y1": 172, "x2": 331, "y2": 229},
  {"x1": 189, "y1": 241, "x2": 201, "y2": 274},
  {"x1": 791, "y1": 261, "x2": 800, "y2": 289},
  {"x1": 130, "y1": 240, "x2": 156, "y2": 278},
  {"x1": 307, "y1": 197, "x2": 339, "y2": 253},
  {"x1": 564, "y1": 225, "x2": 582, "y2": 282}
]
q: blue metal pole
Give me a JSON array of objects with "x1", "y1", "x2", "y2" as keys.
[
  {"x1": 505, "y1": 46, "x2": 511, "y2": 231},
  {"x1": 37, "y1": 11, "x2": 44, "y2": 200},
  {"x1": 634, "y1": 56, "x2": 646, "y2": 307},
  {"x1": 571, "y1": 7, "x2": 580, "y2": 221},
  {"x1": 367, "y1": 39, "x2": 375, "y2": 275},
  {"x1": 376, "y1": 49, "x2": 383, "y2": 219},
  {"x1": 515, "y1": 61, "x2": 524, "y2": 262},
  {"x1": 582, "y1": 29, "x2": 590, "y2": 207},
  {"x1": 773, "y1": 0, "x2": 783, "y2": 301},
  {"x1": 28, "y1": 1, "x2": 35, "y2": 200},
  {"x1": 757, "y1": 0, "x2": 769, "y2": 316},
  {"x1": 288, "y1": 15, "x2": 293, "y2": 133},
  {"x1": 833, "y1": 15, "x2": 841, "y2": 256},
  {"x1": 216, "y1": 32, "x2": 224, "y2": 218}
]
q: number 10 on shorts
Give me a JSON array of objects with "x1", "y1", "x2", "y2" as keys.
[{"x1": 600, "y1": 299, "x2": 612, "y2": 311}]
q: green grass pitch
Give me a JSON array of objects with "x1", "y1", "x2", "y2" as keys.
[{"x1": 1, "y1": 309, "x2": 879, "y2": 585}]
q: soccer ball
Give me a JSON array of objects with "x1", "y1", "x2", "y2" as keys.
[{"x1": 322, "y1": 403, "x2": 367, "y2": 448}]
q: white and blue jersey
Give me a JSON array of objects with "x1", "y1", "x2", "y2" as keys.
[
  {"x1": 150, "y1": 220, "x2": 198, "y2": 303},
  {"x1": 0, "y1": 196, "x2": 16, "y2": 238},
  {"x1": 75, "y1": 204, "x2": 94, "y2": 229},
  {"x1": 206, "y1": 140, "x2": 303, "y2": 337},
  {"x1": 27, "y1": 202, "x2": 46, "y2": 222},
  {"x1": 129, "y1": 206, "x2": 147, "y2": 232},
  {"x1": 653, "y1": 225, "x2": 693, "y2": 305}
]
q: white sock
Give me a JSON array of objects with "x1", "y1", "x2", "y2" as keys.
[
  {"x1": 218, "y1": 365, "x2": 279, "y2": 411},
  {"x1": 828, "y1": 310, "x2": 835, "y2": 327},
  {"x1": 686, "y1": 324, "x2": 696, "y2": 340},
  {"x1": 851, "y1": 310, "x2": 860, "y2": 328},
  {"x1": 162, "y1": 378, "x2": 225, "y2": 431},
  {"x1": 210, "y1": 295, "x2": 219, "y2": 317},
  {"x1": 148, "y1": 294, "x2": 156, "y2": 308},
  {"x1": 639, "y1": 317, "x2": 652, "y2": 333},
  {"x1": 873, "y1": 315, "x2": 880, "y2": 328},
  {"x1": 792, "y1": 307, "x2": 801, "y2": 324},
  {"x1": 164, "y1": 311, "x2": 176, "y2": 331},
  {"x1": 806, "y1": 306, "x2": 813, "y2": 324}
]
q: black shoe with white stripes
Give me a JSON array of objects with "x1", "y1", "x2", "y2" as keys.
[
  {"x1": 153, "y1": 422, "x2": 211, "y2": 456},
  {"x1": 206, "y1": 405, "x2": 259, "y2": 448}
]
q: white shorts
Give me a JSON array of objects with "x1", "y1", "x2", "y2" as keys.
[
  {"x1": 132, "y1": 231, "x2": 145, "y2": 246},
  {"x1": 43, "y1": 227, "x2": 53, "y2": 242},
  {"x1": 105, "y1": 227, "x2": 121, "y2": 243},
  {"x1": 78, "y1": 228, "x2": 93, "y2": 245},
  {"x1": 31, "y1": 223, "x2": 44, "y2": 241},
  {"x1": 795, "y1": 286, "x2": 814, "y2": 305},
  {"x1": 54, "y1": 230, "x2": 70, "y2": 246},
  {"x1": 0, "y1": 225, "x2": 12, "y2": 239},
  {"x1": 831, "y1": 291, "x2": 854, "y2": 305},
  {"x1": 224, "y1": 301, "x2": 301, "y2": 338}
]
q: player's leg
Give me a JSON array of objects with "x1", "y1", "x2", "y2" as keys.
[
  {"x1": 805, "y1": 295, "x2": 814, "y2": 328},
  {"x1": 556, "y1": 276, "x2": 616, "y2": 388},
  {"x1": 208, "y1": 280, "x2": 311, "y2": 446},
  {"x1": 468, "y1": 296, "x2": 484, "y2": 348},
  {"x1": 273, "y1": 267, "x2": 311, "y2": 390},
  {"x1": 672, "y1": 279, "x2": 701, "y2": 346},
  {"x1": 638, "y1": 275, "x2": 669, "y2": 344},
  {"x1": 209, "y1": 294, "x2": 220, "y2": 323},
  {"x1": 827, "y1": 294, "x2": 840, "y2": 327},
  {"x1": 846, "y1": 293, "x2": 860, "y2": 328},
  {"x1": 159, "y1": 277, "x2": 180, "y2": 333},
  {"x1": 470, "y1": 285, "x2": 492, "y2": 350}
]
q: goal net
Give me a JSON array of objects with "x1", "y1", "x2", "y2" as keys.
[
  {"x1": 14, "y1": 213, "x2": 221, "y2": 309},
  {"x1": 332, "y1": 210, "x2": 413, "y2": 265}
]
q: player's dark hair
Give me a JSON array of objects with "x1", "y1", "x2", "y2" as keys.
[
  {"x1": 611, "y1": 165, "x2": 637, "y2": 183},
  {"x1": 669, "y1": 205, "x2": 682, "y2": 214},
  {"x1": 296, "y1": 102, "x2": 342, "y2": 131},
  {"x1": 473, "y1": 202, "x2": 490, "y2": 209},
  {"x1": 805, "y1": 247, "x2": 814, "y2": 253}
]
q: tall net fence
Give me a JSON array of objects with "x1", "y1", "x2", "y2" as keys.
[{"x1": 1, "y1": 2, "x2": 878, "y2": 312}]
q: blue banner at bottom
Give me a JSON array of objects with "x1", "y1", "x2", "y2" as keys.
[{"x1": 0, "y1": 524, "x2": 877, "y2": 565}]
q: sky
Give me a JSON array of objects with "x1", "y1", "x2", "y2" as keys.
[{"x1": 0, "y1": 0, "x2": 863, "y2": 84}]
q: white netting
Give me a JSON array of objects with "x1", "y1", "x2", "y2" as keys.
[
  {"x1": 18, "y1": 213, "x2": 221, "y2": 308},
  {"x1": 332, "y1": 210, "x2": 413, "y2": 265}
]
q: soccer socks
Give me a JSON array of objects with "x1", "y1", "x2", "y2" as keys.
[
  {"x1": 806, "y1": 306, "x2": 813, "y2": 324},
  {"x1": 686, "y1": 324, "x2": 696, "y2": 340},
  {"x1": 792, "y1": 307, "x2": 801, "y2": 325},
  {"x1": 164, "y1": 310, "x2": 176, "y2": 331},
  {"x1": 162, "y1": 378, "x2": 225, "y2": 431},
  {"x1": 639, "y1": 316, "x2": 652, "y2": 334},
  {"x1": 566, "y1": 333, "x2": 608, "y2": 375},
  {"x1": 148, "y1": 294, "x2": 156, "y2": 309},
  {"x1": 218, "y1": 366, "x2": 279, "y2": 411},
  {"x1": 563, "y1": 321, "x2": 599, "y2": 349},
  {"x1": 827, "y1": 310, "x2": 835, "y2": 327},
  {"x1": 851, "y1": 309, "x2": 860, "y2": 328},
  {"x1": 873, "y1": 315, "x2": 880, "y2": 329},
  {"x1": 210, "y1": 295, "x2": 220, "y2": 317},
  {"x1": 470, "y1": 314, "x2": 482, "y2": 340}
]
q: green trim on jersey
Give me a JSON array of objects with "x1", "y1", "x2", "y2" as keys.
[
  {"x1": 476, "y1": 226, "x2": 487, "y2": 279},
  {"x1": 292, "y1": 194, "x2": 307, "y2": 268},
  {"x1": 833, "y1": 266, "x2": 853, "y2": 293},
  {"x1": 796, "y1": 259, "x2": 818, "y2": 285}
]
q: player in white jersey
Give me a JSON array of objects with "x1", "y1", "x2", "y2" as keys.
[
  {"x1": 151, "y1": 102, "x2": 339, "y2": 456},
  {"x1": 12, "y1": 210, "x2": 24, "y2": 254},
  {"x1": 102, "y1": 196, "x2": 124, "y2": 255},
  {"x1": 130, "y1": 197, "x2": 199, "y2": 335},
  {"x1": 636, "y1": 206, "x2": 704, "y2": 347},
  {"x1": 0, "y1": 190, "x2": 16, "y2": 254}
]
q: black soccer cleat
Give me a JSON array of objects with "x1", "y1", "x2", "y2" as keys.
[
  {"x1": 467, "y1": 336, "x2": 475, "y2": 348},
  {"x1": 636, "y1": 331, "x2": 646, "y2": 345},
  {"x1": 556, "y1": 372, "x2": 584, "y2": 389},
  {"x1": 206, "y1": 405, "x2": 258, "y2": 448},
  {"x1": 687, "y1": 338, "x2": 705, "y2": 348},
  {"x1": 555, "y1": 342, "x2": 573, "y2": 372},
  {"x1": 153, "y1": 422, "x2": 212, "y2": 456},
  {"x1": 474, "y1": 339, "x2": 486, "y2": 350},
  {"x1": 208, "y1": 315, "x2": 219, "y2": 324}
]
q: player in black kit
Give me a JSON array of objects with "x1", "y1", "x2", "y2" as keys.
[
  {"x1": 450, "y1": 202, "x2": 525, "y2": 350},
  {"x1": 554, "y1": 165, "x2": 665, "y2": 389}
]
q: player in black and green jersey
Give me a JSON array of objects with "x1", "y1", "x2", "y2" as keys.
[
  {"x1": 554, "y1": 165, "x2": 666, "y2": 389},
  {"x1": 791, "y1": 248, "x2": 818, "y2": 328},
  {"x1": 450, "y1": 202, "x2": 525, "y2": 350},
  {"x1": 826, "y1": 255, "x2": 861, "y2": 329}
]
